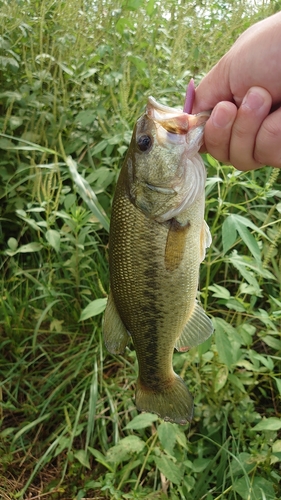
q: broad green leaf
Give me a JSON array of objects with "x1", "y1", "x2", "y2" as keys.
[
  {"x1": 208, "y1": 284, "x2": 231, "y2": 300},
  {"x1": 236, "y1": 324, "x2": 256, "y2": 346},
  {"x1": 91, "y1": 140, "x2": 108, "y2": 156},
  {"x1": 124, "y1": 0, "x2": 143, "y2": 10},
  {"x1": 79, "y1": 68, "x2": 98, "y2": 80},
  {"x1": 7, "y1": 237, "x2": 18, "y2": 251},
  {"x1": 262, "y1": 335, "x2": 281, "y2": 350},
  {"x1": 228, "y1": 374, "x2": 246, "y2": 393},
  {"x1": 154, "y1": 454, "x2": 183, "y2": 485},
  {"x1": 272, "y1": 440, "x2": 281, "y2": 463},
  {"x1": 233, "y1": 476, "x2": 275, "y2": 500},
  {"x1": 235, "y1": 223, "x2": 261, "y2": 263},
  {"x1": 225, "y1": 297, "x2": 247, "y2": 312},
  {"x1": 230, "y1": 251, "x2": 275, "y2": 280},
  {"x1": 45, "y1": 229, "x2": 60, "y2": 253},
  {"x1": 230, "y1": 452, "x2": 254, "y2": 477},
  {"x1": 106, "y1": 436, "x2": 145, "y2": 464},
  {"x1": 252, "y1": 417, "x2": 281, "y2": 431},
  {"x1": 116, "y1": 17, "x2": 135, "y2": 35},
  {"x1": 9, "y1": 116, "x2": 23, "y2": 130},
  {"x1": 222, "y1": 214, "x2": 266, "y2": 261},
  {"x1": 64, "y1": 193, "x2": 76, "y2": 211},
  {"x1": 0, "y1": 137, "x2": 15, "y2": 149},
  {"x1": 206, "y1": 154, "x2": 221, "y2": 167},
  {"x1": 174, "y1": 427, "x2": 188, "y2": 449},
  {"x1": 6, "y1": 242, "x2": 43, "y2": 256},
  {"x1": 189, "y1": 457, "x2": 211, "y2": 473},
  {"x1": 18, "y1": 242, "x2": 43, "y2": 253},
  {"x1": 249, "y1": 352, "x2": 274, "y2": 371},
  {"x1": 88, "y1": 447, "x2": 114, "y2": 472},
  {"x1": 146, "y1": 0, "x2": 155, "y2": 16},
  {"x1": 87, "y1": 167, "x2": 115, "y2": 193},
  {"x1": 213, "y1": 318, "x2": 241, "y2": 368},
  {"x1": 214, "y1": 365, "x2": 228, "y2": 393},
  {"x1": 124, "y1": 412, "x2": 158, "y2": 430},
  {"x1": 128, "y1": 55, "x2": 147, "y2": 73},
  {"x1": 157, "y1": 422, "x2": 178, "y2": 455},
  {"x1": 239, "y1": 282, "x2": 262, "y2": 297},
  {"x1": 222, "y1": 215, "x2": 237, "y2": 254},
  {"x1": 74, "y1": 110, "x2": 96, "y2": 127},
  {"x1": 79, "y1": 298, "x2": 107, "y2": 321},
  {"x1": 74, "y1": 449, "x2": 90, "y2": 469},
  {"x1": 231, "y1": 214, "x2": 267, "y2": 237}
]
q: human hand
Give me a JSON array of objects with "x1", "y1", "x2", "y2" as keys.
[{"x1": 192, "y1": 12, "x2": 281, "y2": 170}]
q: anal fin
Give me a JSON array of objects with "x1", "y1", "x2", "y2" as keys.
[
  {"x1": 103, "y1": 291, "x2": 130, "y2": 354},
  {"x1": 175, "y1": 301, "x2": 213, "y2": 352}
]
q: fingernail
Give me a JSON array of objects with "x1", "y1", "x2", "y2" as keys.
[
  {"x1": 211, "y1": 104, "x2": 232, "y2": 128},
  {"x1": 242, "y1": 90, "x2": 265, "y2": 110}
]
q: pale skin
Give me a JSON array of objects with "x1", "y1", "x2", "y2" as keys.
[{"x1": 192, "y1": 12, "x2": 281, "y2": 171}]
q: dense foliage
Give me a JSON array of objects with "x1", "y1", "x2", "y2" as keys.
[{"x1": 0, "y1": 0, "x2": 280, "y2": 498}]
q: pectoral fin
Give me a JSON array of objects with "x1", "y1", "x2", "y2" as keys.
[
  {"x1": 175, "y1": 301, "x2": 213, "y2": 352},
  {"x1": 103, "y1": 291, "x2": 130, "y2": 354},
  {"x1": 200, "y1": 220, "x2": 212, "y2": 262}
]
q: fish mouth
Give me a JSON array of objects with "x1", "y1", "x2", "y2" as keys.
[{"x1": 147, "y1": 96, "x2": 210, "y2": 135}]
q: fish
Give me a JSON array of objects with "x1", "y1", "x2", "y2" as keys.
[{"x1": 103, "y1": 88, "x2": 213, "y2": 424}]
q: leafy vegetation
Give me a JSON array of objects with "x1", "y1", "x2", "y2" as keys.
[{"x1": 0, "y1": 0, "x2": 281, "y2": 498}]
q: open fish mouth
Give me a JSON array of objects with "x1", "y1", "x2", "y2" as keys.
[
  {"x1": 146, "y1": 96, "x2": 210, "y2": 150},
  {"x1": 147, "y1": 96, "x2": 210, "y2": 132}
]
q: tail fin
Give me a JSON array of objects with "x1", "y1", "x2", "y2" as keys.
[{"x1": 135, "y1": 374, "x2": 193, "y2": 424}]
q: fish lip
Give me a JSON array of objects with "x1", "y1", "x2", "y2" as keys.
[{"x1": 147, "y1": 96, "x2": 183, "y2": 118}]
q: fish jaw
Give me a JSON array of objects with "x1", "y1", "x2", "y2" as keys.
[
  {"x1": 146, "y1": 96, "x2": 211, "y2": 146},
  {"x1": 146, "y1": 95, "x2": 210, "y2": 155}
]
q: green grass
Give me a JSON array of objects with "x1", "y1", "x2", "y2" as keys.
[{"x1": 1, "y1": 0, "x2": 281, "y2": 498}]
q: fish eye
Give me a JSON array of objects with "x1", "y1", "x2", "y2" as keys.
[{"x1": 137, "y1": 135, "x2": 152, "y2": 152}]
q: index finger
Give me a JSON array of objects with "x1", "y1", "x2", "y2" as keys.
[{"x1": 192, "y1": 59, "x2": 233, "y2": 114}]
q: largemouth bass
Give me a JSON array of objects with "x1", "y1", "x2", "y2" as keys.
[{"x1": 103, "y1": 93, "x2": 213, "y2": 424}]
